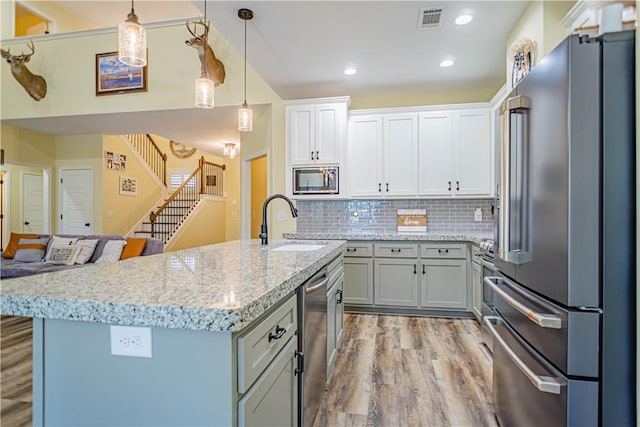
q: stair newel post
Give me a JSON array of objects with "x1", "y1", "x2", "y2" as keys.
[{"x1": 199, "y1": 156, "x2": 205, "y2": 195}]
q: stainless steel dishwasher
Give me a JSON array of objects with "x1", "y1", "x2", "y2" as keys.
[{"x1": 296, "y1": 266, "x2": 329, "y2": 427}]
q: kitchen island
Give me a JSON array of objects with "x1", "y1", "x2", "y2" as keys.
[{"x1": 0, "y1": 239, "x2": 346, "y2": 426}]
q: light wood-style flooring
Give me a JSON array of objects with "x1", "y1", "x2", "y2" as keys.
[
  {"x1": 314, "y1": 314, "x2": 497, "y2": 427},
  {"x1": 0, "y1": 314, "x2": 495, "y2": 427},
  {"x1": 1, "y1": 315, "x2": 33, "y2": 427}
]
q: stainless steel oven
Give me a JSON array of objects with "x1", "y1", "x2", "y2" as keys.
[{"x1": 293, "y1": 167, "x2": 339, "y2": 195}]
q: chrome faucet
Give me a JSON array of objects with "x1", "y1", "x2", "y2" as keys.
[{"x1": 259, "y1": 194, "x2": 298, "y2": 245}]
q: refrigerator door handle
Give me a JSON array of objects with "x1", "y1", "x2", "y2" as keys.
[
  {"x1": 498, "y1": 95, "x2": 532, "y2": 265},
  {"x1": 484, "y1": 276, "x2": 562, "y2": 329},
  {"x1": 484, "y1": 316, "x2": 562, "y2": 395}
]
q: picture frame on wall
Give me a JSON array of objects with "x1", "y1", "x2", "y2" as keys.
[
  {"x1": 96, "y1": 52, "x2": 147, "y2": 96},
  {"x1": 119, "y1": 176, "x2": 137, "y2": 196}
]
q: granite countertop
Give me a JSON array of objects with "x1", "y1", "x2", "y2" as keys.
[
  {"x1": 0, "y1": 239, "x2": 346, "y2": 333},
  {"x1": 284, "y1": 232, "x2": 492, "y2": 245}
]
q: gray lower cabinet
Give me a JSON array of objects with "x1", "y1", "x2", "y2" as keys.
[
  {"x1": 471, "y1": 256, "x2": 482, "y2": 320},
  {"x1": 374, "y1": 257, "x2": 419, "y2": 307},
  {"x1": 238, "y1": 336, "x2": 298, "y2": 427},
  {"x1": 327, "y1": 272, "x2": 345, "y2": 369},
  {"x1": 420, "y1": 243, "x2": 468, "y2": 310},
  {"x1": 343, "y1": 256, "x2": 374, "y2": 305}
]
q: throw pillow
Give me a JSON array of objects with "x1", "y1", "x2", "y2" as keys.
[
  {"x1": 46, "y1": 245, "x2": 80, "y2": 265},
  {"x1": 95, "y1": 240, "x2": 127, "y2": 264},
  {"x1": 45, "y1": 236, "x2": 79, "y2": 259},
  {"x1": 13, "y1": 237, "x2": 50, "y2": 262},
  {"x1": 2, "y1": 232, "x2": 40, "y2": 259},
  {"x1": 120, "y1": 238, "x2": 147, "y2": 260},
  {"x1": 74, "y1": 239, "x2": 100, "y2": 265}
]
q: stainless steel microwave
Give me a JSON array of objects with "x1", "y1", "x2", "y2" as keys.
[{"x1": 293, "y1": 167, "x2": 339, "y2": 195}]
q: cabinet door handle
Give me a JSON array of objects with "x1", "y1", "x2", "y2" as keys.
[
  {"x1": 24, "y1": 221, "x2": 30, "y2": 225},
  {"x1": 311, "y1": 151, "x2": 315, "y2": 160},
  {"x1": 422, "y1": 264, "x2": 426, "y2": 274},
  {"x1": 386, "y1": 183, "x2": 389, "y2": 192},
  {"x1": 268, "y1": 325, "x2": 287, "y2": 342},
  {"x1": 316, "y1": 150, "x2": 319, "y2": 160},
  {"x1": 438, "y1": 248, "x2": 449, "y2": 254},
  {"x1": 448, "y1": 181, "x2": 452, "y2": 191},
  {"x1": 294, "y1": 350, "x2": 304, "y2": 375},
  {"x1": 336, "y1": 289, "x2": 343, "y2": 304},
  {"x1": 456, "y1": 180, "x2": 460, "y2": 191},
  {"x1": 413, "y1": 264, "x2": 417, "y2": 274},
  {"x1": 390, "y1": 248, "x2": 401, "y2": 253},
  {"x1": 378, "y1": 183, "x2": 382, "y2": 192},
  {"x1": 84, "y1": 223, "x2": 91, "y2": 227}
]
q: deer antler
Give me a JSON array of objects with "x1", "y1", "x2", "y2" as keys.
[
  {"x1": 0, "y1": 47, "x2": 9, "y2": 59},
  {"x1": 186, "y1": 20, "x2": 197, "y2": 38},
  {"x1": 25, "y1": 40, "x2": 35, "y2": 57}
]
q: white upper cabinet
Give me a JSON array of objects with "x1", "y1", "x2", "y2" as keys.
[
  {"x1": 349, "y1": 113, "x2": 418, "y2": 197},
  {"x1": 287, "y1": 99, "x2": 349, "y2": 166},
  {"x1": 418, "y1": 108, "x2": 492, "y2": 197}
]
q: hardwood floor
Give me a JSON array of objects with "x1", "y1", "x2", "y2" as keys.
[
  {"x1": 314, "y1": 314, "x2": 497, "y2": 427},
  {"x1": 1, "y1": 315, "x2": 33, "y2": 427},
  {"x1": 0, "y1": 314, "x2": 495, "y2": 427}
]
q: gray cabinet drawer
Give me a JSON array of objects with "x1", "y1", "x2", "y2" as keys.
[
  {"x1": 420, "y1": 243, "x2": 467, "y2": 259},
  {"x1": 344, "y1": 242, "x2": 373, "y2": 257},
  {"x1": 374, "y1": 243, "x2": 419, "y2": 258},
  {"x1": 238, "y1": 294, "x2": 297, "y2": 394}
]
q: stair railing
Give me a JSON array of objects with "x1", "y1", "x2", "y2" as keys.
[
  {"x1": 149, "y1": 156, "x2": 225, "y2": 241},
  {"x1": 127, "y1": 134, "x2": 167, "y2": 187}
]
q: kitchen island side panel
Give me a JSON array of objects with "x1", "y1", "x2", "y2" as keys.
[{"x1": 41, "y1": 318, "x2": 234, "y2": 426}]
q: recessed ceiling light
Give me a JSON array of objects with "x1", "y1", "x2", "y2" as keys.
[
  {"x1": 440, "y1": 60, "x2": 455, "y2": 68},
  {"x1": 455, "y1": 14, "x2": 473, "y2": 25},
  {"x1": 344, "y1": 67, "x2": 357, "y2": 75}
]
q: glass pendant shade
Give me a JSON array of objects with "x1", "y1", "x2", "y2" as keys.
[
  {"x1": 195, "y1": 76, "x2": 215, "y2": 108},
  {"x1": 238, "y1": 104, "x2": 253, "y2": 131},
  {"x1": 118, "y1": 14, "x2": 146, "y2": 67},
  {"x1": 229, "y1": 146, "x2": 237, "y2": 159}
]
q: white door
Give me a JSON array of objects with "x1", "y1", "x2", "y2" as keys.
[
  {"x1": 22, "y1": 172, "x2": 45, "y2": 233},
  {"x1": 60, "y1": 168, "x2": 93, "y2": 235},
  {"x1": 454, "y1": 110, "x2": 492, "y2": 196},
  {"x1": 418, "y1": 111, "x2": 454, "y2": 196},
  {"x1": 383, "y1": 114, "x2": 418, "y2": 196},
  {"x1": 348, "y1": 116, "x2": 383, "y2": 197}
]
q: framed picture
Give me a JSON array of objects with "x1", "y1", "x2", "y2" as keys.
[
  {"x1": 119, "y1": 176, "x2": 137, "y2": 196},
  {"x1": 96, "y1": 52, "x2": 147, "y2": 96}
]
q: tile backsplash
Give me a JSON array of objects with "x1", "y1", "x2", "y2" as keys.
[{"x1": 296, "y1": 198, "x2": 495, "y2": 234}]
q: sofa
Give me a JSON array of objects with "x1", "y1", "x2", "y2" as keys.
[{"x1": 1, "y1": 234, "x2": 163, "y2": 279}]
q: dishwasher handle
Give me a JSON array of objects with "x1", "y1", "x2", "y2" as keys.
[{"x1": 305, "y1": 269, "x2": 329, "y2": 295}]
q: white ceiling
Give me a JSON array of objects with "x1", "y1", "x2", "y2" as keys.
[{"x1": 5, "y1": 0, "x2": 531, "y2": 155}]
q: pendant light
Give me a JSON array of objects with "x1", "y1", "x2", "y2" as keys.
[
  {"x1": 118, "y1": 0, "x2": 146, "y2": 67},
  {"x1": 238, "y1": 8, "x2": 253, "y2": 131},
  {"x1": 195, "y1": 0, "x2": 214, "y2": 108}
]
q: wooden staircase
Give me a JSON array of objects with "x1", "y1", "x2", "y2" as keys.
[{"x1": 132, "y1": 156, "x2": 225, "y2": 246}]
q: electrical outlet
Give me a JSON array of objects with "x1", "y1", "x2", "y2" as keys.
[
  {"x1": 278, "y1": 211, "x2": 287, "y2": 221},
  {"x1": 474, "y1": 208, "x2": 483, "y2": 222},
  {"x1": 110, "y1": 325, "x2": 152, "y2": 358}
]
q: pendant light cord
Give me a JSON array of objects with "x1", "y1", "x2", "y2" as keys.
[
  {"x1": 243, "y1": 18, "x2": 247, "y2": 106},
  {"x1": 202, "y1": 0, "x2": 208, "y2": 77}
]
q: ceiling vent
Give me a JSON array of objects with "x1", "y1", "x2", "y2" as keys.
[{"x1": 418, "y1": 7, "x2": 445, "y2": 30}]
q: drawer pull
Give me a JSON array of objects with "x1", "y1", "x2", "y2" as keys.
[
  {"x1": 438, "y1": 249, "x2": 449, "y2": 254},
  {"x1": 346, "y1": 248, "x2": 357, "y2": 252},
  {"x1": 268, "y1": 325, "x2": 287, "y2": 342},
  {"x1": 390, "y1": 248, "x2": 402, "y2": 253}
]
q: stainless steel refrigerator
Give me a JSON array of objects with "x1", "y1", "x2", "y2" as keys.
[{"x1": 484, "y1": 30, "x2": 635, "y2": 426}]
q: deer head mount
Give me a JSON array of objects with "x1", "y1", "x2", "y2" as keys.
[
  {"x1": 1, "y1": 40, "x2": 47, "y2": 101},
  {"x1": 185, "y1": 19, "x2": 226, "y2": 87}
]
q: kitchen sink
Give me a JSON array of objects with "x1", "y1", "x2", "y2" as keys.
[{"x1": 270, "y1": 244, "x2": 325, "y2": 252}]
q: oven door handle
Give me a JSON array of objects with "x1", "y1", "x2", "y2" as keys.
[
  {"x1": 484, "y1": 277, "x2": 562, "y2": 329},
  {"x1": 483, "y1": 316, "x2": 562, "y2": 395},
  {"x1": 480, "y1": 259, "x2": 495, "y2": 270}
]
